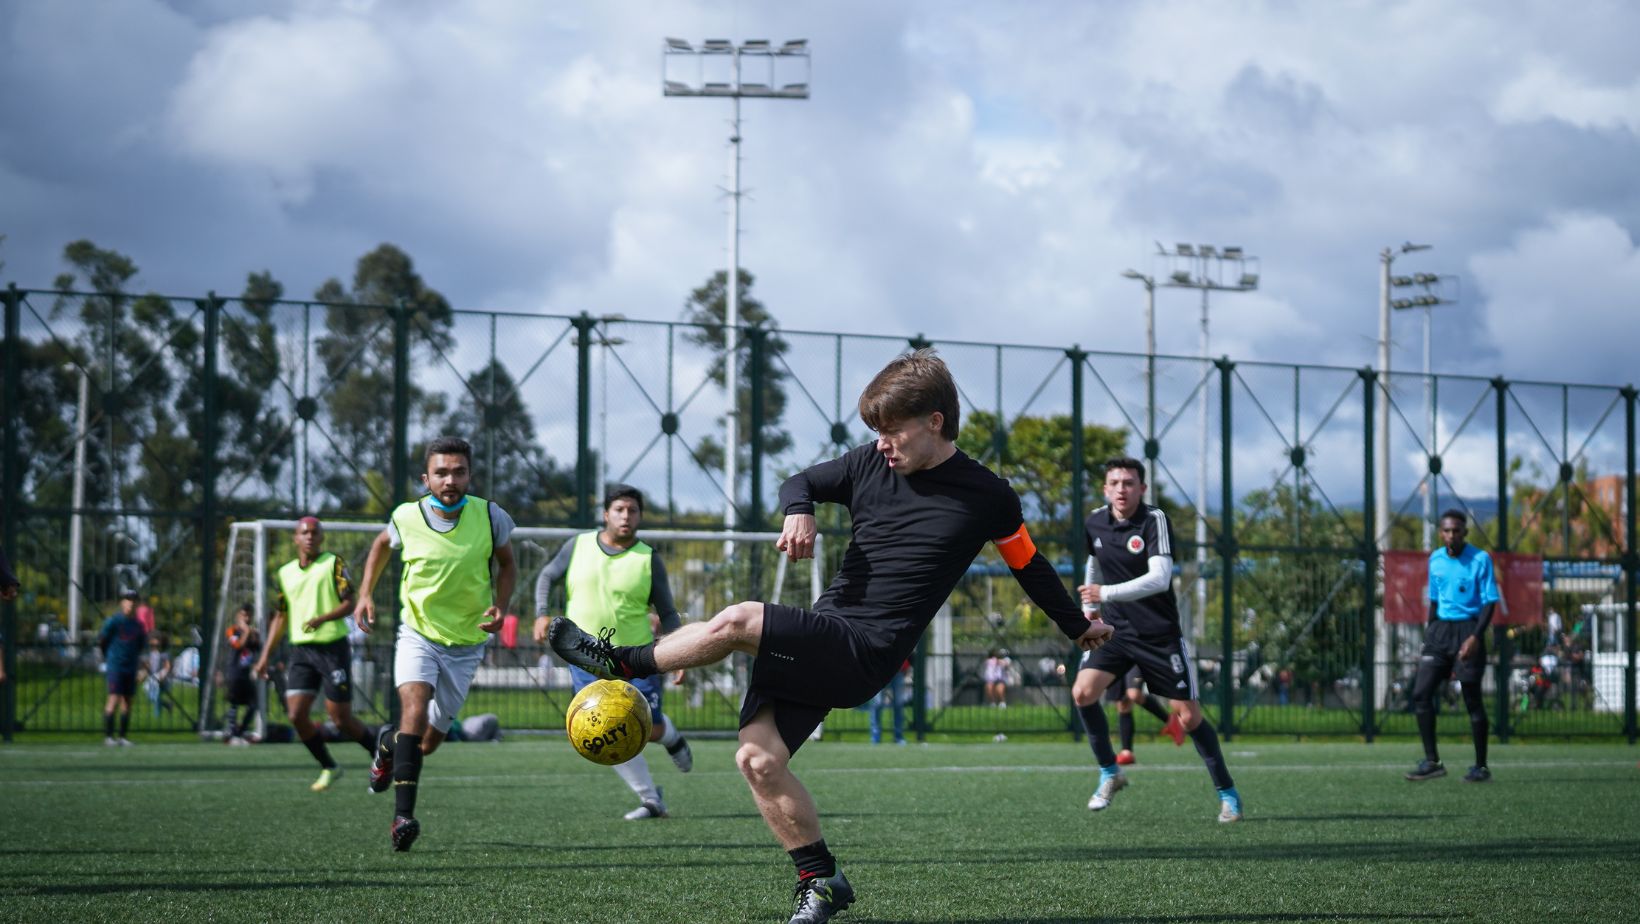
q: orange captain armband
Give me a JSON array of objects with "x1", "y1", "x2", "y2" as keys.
[{"x1": 993, "y1": 524, "x2": 1038, "y2": 570}]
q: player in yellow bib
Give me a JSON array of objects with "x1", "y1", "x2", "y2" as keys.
[
  {"x1": 532, "y1": 485, "x2": 693, "y2": 820},
  {"x1": 354, "y1": 436, "x2": 518, "y2": 852},
  {"x1": 253, "y1": 516, "x2": 381, "y2": 792}
]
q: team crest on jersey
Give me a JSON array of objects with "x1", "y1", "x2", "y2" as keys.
[{"x1": 1127, "y1": 535, "x2": 1145, "y2": 554}]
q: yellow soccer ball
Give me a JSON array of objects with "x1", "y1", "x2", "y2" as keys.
[{"x1": 565, "y1": 679, "x2": 652, "y2": 765}]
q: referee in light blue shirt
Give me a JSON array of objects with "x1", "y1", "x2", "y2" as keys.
[{"x1": 1406, "y1": 509, "x2": 1500, "y2": 783}]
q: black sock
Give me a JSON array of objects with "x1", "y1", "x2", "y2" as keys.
[
  {"x1": 1140, "y1": 695, "x2": 1171, "y2": 722},
  {"x1": 1415, "y1": 708, "x2": 1438, "y2": 763},
  {"x1": 118, "y1": 712, "x2": 130, "y2": 738},
  {"x1": 393, "y1": 733, "x2": 424, "y2": 817},
  {"x1": 105, "y1": 712, "x2": 116, "y2": 738},
  {"x1": 356, "y1": 723, "x2": 379, "y2": 754},
  {"x1": 1471, "y1": 716, "x2": 1489, "y2": 768},
  {"x1": 302, "y1": 732, "x2": 337, "y2": 770},
  {"x1": 613, "y1": 643, "x2": 658, "y2": 678},
  {"x1": 788, "y1": 839, "x2": 836, "y2": 881},
  {"x1": 1188, "y1": 719, "x2": 1235, "y2": 790},
  {"x1": 1077, "y1": 702, "x2": 1117, "y2": 768},
  {"x1": 1118, "y1": 711, "x2": 1135, "y2": 752}
]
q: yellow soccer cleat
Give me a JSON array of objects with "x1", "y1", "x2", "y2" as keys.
[{"x1": 310, "y1": 766, "x2": 343, "y2": 792}]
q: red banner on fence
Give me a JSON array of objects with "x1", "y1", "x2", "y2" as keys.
[
  {"x1": 1383, "y1": 550, "x2": 1429, "y2": 625},
  {"x1": 1382, "y1": 549, "x2": 1542, "y2": 626},
  {"x1": 1492, "y1": 552, "x2": 1543, "y2": 627}
]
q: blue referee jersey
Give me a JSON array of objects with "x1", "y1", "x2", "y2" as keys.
[{"x1": 1427, "y1": 544, "x2": 1500, "y2": 621}]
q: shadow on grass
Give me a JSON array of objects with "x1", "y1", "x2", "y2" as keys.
[{"x1": 853, "y1": 916, "x2": 1445, "y2": 923}]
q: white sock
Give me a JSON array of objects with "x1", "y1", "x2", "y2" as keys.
[
  {"x1": 656, "y1": 714, "x2": 681, "y2": 749},
  {"x1": 613, "y1": 754, "x2": 659, "y2": 803}
]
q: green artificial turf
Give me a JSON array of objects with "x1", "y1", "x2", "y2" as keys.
[{"x1": 2, "y1": 738, "x2": 1637, "y2": 922}]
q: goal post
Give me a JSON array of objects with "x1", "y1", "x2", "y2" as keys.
[{"x1": 204, "y1": 519, "x2": 824, "y2": 737}]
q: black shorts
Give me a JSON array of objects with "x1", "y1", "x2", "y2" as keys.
[
  {"x1": 286, "y1": 639, "x2": 353, "y2": 703},
  {"x1": 225, "y1": 675, "x2": 255, "y2": 707},
  {"x1": 107, "y1": 670, "x2": 137, "y2": 698},
  {"x1": 740, "y1": 603, "x2": 898, "y2": 755},
  {"x1": 1420, "y1": 619, "x2": 1486, "y2": 684},
  {"x1": 1081, "y1": 633, "x2": 1198, "y2": 703},
  {"x1": 1102, "y1": 666, "x2": 1145, "y2": 704}
]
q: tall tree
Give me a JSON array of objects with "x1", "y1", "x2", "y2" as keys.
[
  {"x1": 442, "y1": 359, "x2": 575, "y2": 520},
  {"x1": 310, "y1": 244, "x2": 455, "y2": 512},
  {"x1": 680, "y1": 269, "x2": 792, "y2": 520}
]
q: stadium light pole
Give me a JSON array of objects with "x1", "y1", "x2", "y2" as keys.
[
  {"x1": 1121, "y1": 269, "x2": 1157, "y2": 506},
  {"x1": 1391, "y1": 271, "x2": 1458, "y2": 550},
  {"x1": 664, "y1": 37, "x2": 810, "y2": 531},
  {"x1": 65, "y1": 363, "x2": 89, "y2": 643},
  {"x1": 1157, "y1": 244, "x2": 1260, "y2": 641},
  {"x1": 1376, "y1": 242, "x2": 1432, "y2": 556}
]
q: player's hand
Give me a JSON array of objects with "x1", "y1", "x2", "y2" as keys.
[
  {"x1": 252, "y1": 660, "x2": 269, "y2": 681},
  {"x1": 1075, "y1": 618, "x2": 1114, "y2": 652},
  {"x1": 668, "y1": 669, "x2": 686, "y2": 686},
  {"x1": 532, "y1": 615, "x2": 551, "y2": 643},
  {"x1": 354, "y1": 598, "x2": 375, "y2": 634},
  {"x1": 1459, "y1": 636, "x2": 1478, "y2": 661},
  {"x1": 302, "y1": 618, "x2": 321, "y2": 632},
  {"x1": 777, "y1": 513, "x2": 817, "y2": 562},
  {"x1": 479, "y1": 606, "x2": 504, "y2": 634},
  {"x1": 1077, "y1": 584, "x2": 1102, "y2": 605}
]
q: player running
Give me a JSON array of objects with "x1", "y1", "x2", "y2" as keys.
[
  {"x1": 1107, "y1": 666, "x2": 1186, "y2": 765},
  {"x1": 1405, "y1": 510, "x2": 1498, "y2": 783},
  {"x1": 253, "y1": 516, "x2": 382, "y2": 792},
  {"x1": 550, "y1": 349, "x2": 1112, "y2": 924},
  {"x1": 354, "y1": 436, "x2": 518, "y2": 851},
  {"x1": 532, "y1": 484, "x2": 693, "y2": 820},
  {"x1": 1073, "y1": 457, "x2": 1243, "y2": 822}
]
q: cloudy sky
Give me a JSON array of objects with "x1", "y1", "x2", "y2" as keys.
[{"x1": 5, "y1": 0, "x2": 1639, "y2": 507}]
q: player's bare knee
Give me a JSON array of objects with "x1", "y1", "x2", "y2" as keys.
[
  {"x1": 708, "y1": 602, "x2": 763, "y2": 645},
  {"x1": 735, "y1": 740, "x2": 787, "y2": 785},
  {"x1": 1071, "y1": 678, "x2": 1104, "y2": 708}
]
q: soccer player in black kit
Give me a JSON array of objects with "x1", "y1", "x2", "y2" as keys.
[
  {"x1": 1072, "y1": 458, "x2": 1243, "y2": 822},
  {"x1": 552, "y1": 349, "x2": 1114, "y2": 924}
]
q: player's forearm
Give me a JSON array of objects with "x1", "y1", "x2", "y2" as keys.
[
  {"x1": 493, "y1": 562, "x2": 517, "y2": 612},
  {"x1": 778, "y1": 454, "x2": 851, "y2": 514},
  {"x1": 1011, "y1": 554, "x2": 1093, "y2": 640},
  {"x1": 358, "y1": 534, "x2": 391, "y2": 598},
  {"x1": 1472, "y1": 602, "x2": 1496, "y2": 636},
  {"x1": 1099, "y1": 556, "x2": 1173, "y2": 603}
]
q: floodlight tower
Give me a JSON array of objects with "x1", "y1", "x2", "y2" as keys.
[
  {"x1": 1156, "y1": 243, "x2": 1260, "y2": 638},
  {"x1": 1389, "y1": 265, "x2": 1458, "y2": 549},
  {"x1": 1120, "y1": 269, "x2": 1157, "y2": 506},
  {"x1": 663, "y1": 37, "x2": 810, "y2": 531}
]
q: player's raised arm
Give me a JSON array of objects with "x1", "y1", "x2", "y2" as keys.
[
  {"x1": 775, "y1": 449, "x2": 856, "y2": 560},
  {"x1": 993, "y1": 521, "x2": 1112, "y2": 650},
  {"x1": 353, "y1": 528, "x2": 393, "y2": 633}
]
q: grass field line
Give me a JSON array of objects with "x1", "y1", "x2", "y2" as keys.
[{"x1": 3, "y1": 756, "x2": 1634, "y2": 787}]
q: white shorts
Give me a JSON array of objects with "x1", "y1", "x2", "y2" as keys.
[{"x1": 394, "y1": 627, "x2": 486, "y2": 734}]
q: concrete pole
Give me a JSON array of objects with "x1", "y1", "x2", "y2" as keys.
[{"x1": 68, "y1": 366, "x2": 88, "y2": 642}]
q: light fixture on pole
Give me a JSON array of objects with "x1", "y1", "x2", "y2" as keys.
[
  {"x1": 1375, "y1": 242, "x2": 1432, "y2": 557},
  {"x1": 1120, "y1": 269, "x2": 1157, "y2": 506},
  {"x1": 1390, "y1": 269, "x2": 1459, "y2": 550},
  {"x1": 663, "y1": 37, "x2": 809, "y2": 531},
  {"x1": 1155, "y1": 243, "x2": 1260, "y2": 640}
]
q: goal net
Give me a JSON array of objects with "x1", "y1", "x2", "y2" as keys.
[{"x1": 203, "y1": 519, "x2": 824, "y2": 738}]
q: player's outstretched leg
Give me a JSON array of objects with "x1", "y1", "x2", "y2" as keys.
[{"x1": 548, "y1": 620, "x2": 642, "y2": 679}]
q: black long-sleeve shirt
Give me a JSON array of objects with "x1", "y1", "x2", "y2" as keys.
[{"x1": 779, "y1": 443, "x2": 1089, "y2": 663}]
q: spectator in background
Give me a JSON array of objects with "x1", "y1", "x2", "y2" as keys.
[
  {"x1": 869, "y1": 659, "x2": 911, "y2": 745},
  {"x1": 135, "y1": 601, "x2": 156, "y2": 635},
  {"x1": 99, "y1": 592, "x2": 147, "y2": 746},
  {"x1": 140, "y1": 634, "x2": 172, "y2": 717},
  {"x1": 222, "y1": 604, "x2": 261, "y2": 745},
  {"x1": 983, "y1": 649, "x2": 1011, "y2": 708}
]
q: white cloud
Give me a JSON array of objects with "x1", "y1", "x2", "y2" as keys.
[{"x1": 1494, "y1": 59, "x2": 1640, "y2": 134}]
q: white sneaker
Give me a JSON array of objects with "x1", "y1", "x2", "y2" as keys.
[
  {"x1": 118, "y1": 738, "x2": 135, "y2": 747},
  {"x1": 1087, "y1": 772, "x2": 1128, "y2": 811},
  {"x1": 104, "y1": 737, "x2": 118, "y2": 747},
  {"x1": 624, "y1": 787, "x2": 667, "y2": 820},
  {"x1": 227, "y1": 737, "x2": 250, "y2": 747}
]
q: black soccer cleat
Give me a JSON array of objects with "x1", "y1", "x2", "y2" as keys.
[
  {"x1": 789, "y1": 868, "x2": 855, "y2": 924},
  {"x1": 1461, "y1": 765, "x2": 1491, "y2": 783},
  {"x1": 547, "y1": 618, "x2": 625, "y2": 680},
  {"x1": 391, "y1": 815, "x2": 420, "y2": 852},
  {"x1": 1405, "y1": 759, "x2": 1446, "y2": 781},
  {"x1": 368, "y1": 725, "x2": 395, "y2": 794},
  {"x1": 666, "y1": 736, "x2": 694, "y2": 773}
]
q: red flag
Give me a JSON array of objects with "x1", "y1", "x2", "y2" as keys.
[
  {"x1": 1491, "y1": 552, "x2": 1543, "y2": 627},
  {"x1": 1383, "y1": 550, "x2": 1428, "y2": 625}
]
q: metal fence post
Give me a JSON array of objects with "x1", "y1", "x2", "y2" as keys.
[
  {"x1": 748, "y1": 325, "x2": 766, "y2": 530},
  {"x1": 390, "y1": 298, "x2": 411, "y2": 729},
  {"x1": 1624, "y1": 385, "x2": 1637, "y2": 743},
  {"x1": 1360, "y1": 368, "x2": 1377, "y2": 741},
  {"x1": 1217, "y1": 357, "x2": 1235, "y2": 739},
  {"x1": 199, "y1": 291, "x2": 223, "y2": 689},
  {"x1": 1068, "y1": 347, "x2": 1086, "y2": 568},
  {"x1": 1493, "y1": 377, "x2": 1511, "y2": 742},
  {"x1": 912, "y1": 640, "x2": 927, "y2": 743},
  {"x1": 574, "y1": 313, "x2": 595, "y2": 527},
  {"x1": 2, "y1": 285, "x2": 21, "y2": 743}
]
